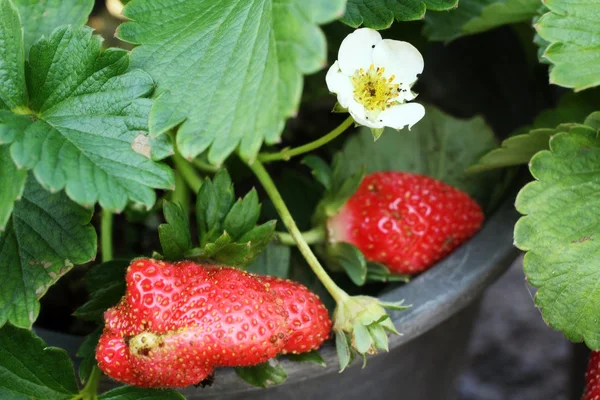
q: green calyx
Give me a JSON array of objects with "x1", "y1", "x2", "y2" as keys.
[{"x1": 333, "y1": 295, "x2": 409, "y2": 371}]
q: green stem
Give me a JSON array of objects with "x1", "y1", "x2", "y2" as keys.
[
  {"x1": 192, "y1": 158, "x2": 220, "y2": 174},
  {"x1": 173, "y1": 152, "x2": 203, "y2": 193},
  {"x1": 276, "y1": 226, "x2": 326, "y2": 246},
  {"x1": 74, "y1": 365, "x2": 101, "y2": 400},
  {"x1": 248, "y1": 160, "x2": 348, "y2": 303},
  {"x1": 100, "y1": 210, "x2": 113, "y2": 263},
  {"x1": 258, "y1": 116, "x2": 354, "y2": 163},
  {"x1": 173, "y1": 169, "x2": 191, "y2": 216}
]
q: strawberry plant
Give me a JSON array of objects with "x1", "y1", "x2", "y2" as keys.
[{"x1": 0, "y1": 0, "x2": 598, "y2": 398}]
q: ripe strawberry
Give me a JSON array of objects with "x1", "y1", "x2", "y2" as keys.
[
  {"x1": 260, "y1": 276, "x2": 332, "y2": 354},
  {"x1": 97, "y1": 259, "x2": 289, "y2": 388},
  {"x1": 583, "y1": 351, "x2": 600, "y2": 400},
  {"x1": 327, "y1": 171, "x2": 483, "y2": 274}
]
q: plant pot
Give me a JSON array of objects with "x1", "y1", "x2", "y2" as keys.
[{"x1": 36, "y1": 195, "x2": 520, "y2": 400}]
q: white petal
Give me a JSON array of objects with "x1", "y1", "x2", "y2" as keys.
[
  {"x1": 326, "y1": 61, "x2": 355, "y2": 108},
  {"x1": 380, "y1": 103, "x2": 425, "y2": 130},
  {"x1": 347, "y1": 99, "x2": 384, "y2": 129},
  {"x1": 338, "y1": 28, "x2": 382, "y2": 76},
  {"x1": 397, "y1": 88, "x2": 417, "y2": 102},
  {"x1": 372, "y1": 39, "x2": 424, "y2": 85}
]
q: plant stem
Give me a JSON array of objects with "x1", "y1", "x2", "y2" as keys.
[
  {"x1": 100, "y1": 210, "x2": 113, "y2": 263},
  {"x1": 75, "y1": 365, "x2": 101, "y2": 400},
  {"x1": 192, "y1": 158, "x2": 220, "y2": 173},
  {"x1": 258, "y1": 116, "x2": 354, "y2": 163},
  {"x1": 173, "y1": 152, "x2": 203, "y2": 193},
  {"x1": 173, "y1": 169, "x2": 191, "y2": 216},
  {"x1": 248, "y1": 160, "x2": 349, "y2": 303},
  {"x1": 276, "y1": 226, "x2": 326, "y2": 246}
]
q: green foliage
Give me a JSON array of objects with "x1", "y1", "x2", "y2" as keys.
[
  {"x1": 0, "y1": 22, "x2": 174, "y2": 212},
  {"x1": 117, "y1": 0, "x2": 346, "y2": 164},
  {"x1": 327, "y1": 242, "x2": 367, "y2": 286},
  {"x1": 159, "y1": 202, "x2": 193, "y2": 260},
  {"x1": 302, "y1": 155, "x2": 332, "y2": 190},
  {"x1": 247, "y1": 242, "x2": 291, "y2": 278},
  {"x1": 535, "y1": 0, "x2": 600, "y2": 90},
  {"x1": 0, "y1": 145, "x2": 26, "y2": 230},
  {"x1": 76, "y1": 327, "x2": 102, "y2": 384},
  {"x1": 0, "y1": 177, "x2": 96, "y2": 328},
  {"x1": 75, "y1": 260, "x2": 127, "y2": 322},
  {"x1": 98, "y1": 387, "x2": 185, "y2": 400},
  {"x1": 366, "y1": 262, "x2": 410, "y2": 283},
  {"x1": 341, "y1": 0, "x2": 457, "y2": 29},
  {"x1": 154, "y1": 170, "x2": 277, "y2": 267},
  {"x1": 235, "y1": 360, "x2": 287, "y2": 388},
  {"x1": 0, "y1": 324, "x2": 78, "y2": 399},
  {"x1": 286, "y1": 350, "x2": 326, "y2": 366},
  {"x1": 337, "y1": 106, "x2": 500, "y2": 208},
  {"x1": 515, "y1": 126, "x2": 600, "y2": 347},
  {"x1": 11, "y1": 0, "x2": 93, "y2": 56},
  {"x1": 0, "y1": 0, "x2": 26, "y2": 110},
  {"x1": 424, "y1": 0, "x2": 540, "y2": 41}
]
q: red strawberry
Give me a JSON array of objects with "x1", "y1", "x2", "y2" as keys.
[
  {"x1": 97, "y1": 259, "x2": 289, "y2": 388},
  {"x1": 327, "y1": 171, "x2": 483, "y2": 274},
  {"x1": 584, "y1": 351, "x2": 600, "y2": 400},
  {"x1": 260, "y1": 276, "x2": 332, "y2": 354}
]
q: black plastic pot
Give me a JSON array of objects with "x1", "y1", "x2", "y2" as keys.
[{"x1": 36, "y1": 196, "x2": 520, "y2": 400}]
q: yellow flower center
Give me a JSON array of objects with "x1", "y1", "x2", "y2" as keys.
[{"x1": 352, "y1": 64, "x2": 400, "y2": 116}]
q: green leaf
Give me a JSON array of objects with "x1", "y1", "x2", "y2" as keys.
[
  {"x1": 368, "y1": 323, "x2": 389, "y2": 352},
  {"x1": 327, "y1": 242, "x2": 367, "y2": 286},
  {"x1": 341, "y1": 0, "x2": 457, "y2": 29},
  {"x1": 514, "y1": 126, "x2": 600, "y2": 347},
  {"x1": 118, "y1": 0, "x2": 346, "y2": 164},
  {"x1": 0, "y1": 0, "x2": 27, "y2": 110},
  {"x1": 196, "y1": 170, "x2": 234, "y2": 245},
  {"x1": 98, "y1": 386, "x2": 185, "y2": 400},
  {"x1": 12, "y1": 0, "x2": 93, "y2": 57},
  {"x1": 302, "y1": 155, "x2": 332, "y2": 190},
  {"x1": 0, "y1": 324, "x2": 78, "y2": 399},
  {"x1": 0, "y1": 146, "x2": 26, "y2": 230},
  {"x1": 84, "y1": 260, "x2": 128, "y2": 295},
  {"x1": 247, "y1": 242, "x2": 291, "y2": 278},
  {"x1": 352, "y1": 322, "x2": 373, "y2": 354},
  {"x1": 530, "y1": 89, "x2": 600, "y2": 129},
  {"x1": 535, "y1": 0, "x2": 600, "y2": 90},
  {"x1": 235, "y1": 360, "x2": 287, "y2": 388},
  {"x1": 335, "y1": 330, "x2": 352, "y2": 372},
  {"x1": 585, "y1": 111, "x2": 600, "y2": 131},
  {"x1": 224, "y1": 190, "x2": 261, "y2": 241},
  {"x1": 0, "y1": 177, "x2": 96, "y2": 328},
  {"x1": 467, "y1": 128, "x2": 554, "y2": 173},
  {"x1": 76, "y1": 327, "x2": 102, "y2": 384},
  {"x1": 366, "y1": 262, "x2": 410, "y2": 283},
  {"x1": 159, "y1": 201, "x2": 192, "y2": 260},
  {"x1": 424, "y1": 0, "x2": 540, "y2": 42},
  {"x1": 286, "y1": 350, "x2": 326, "y2": 367},
  {"x1": 4, "y1": 25, "x2": 174, "y2": 211},
  {"x1": 336, "y1": 106, "x2": 500, "y2": 208},
  {"x1": 74, "y1": 283, "x2": 125, "y2": 322}
]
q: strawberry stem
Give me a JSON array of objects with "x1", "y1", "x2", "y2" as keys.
[
  {"x1": 173, "y1": 151, "x2": 203, "y2": 193},
  {"x1": 275, "y1": 226, "x2": 326, "y2": 246},
  {"x1": 74, "y1": 365, "x2": 101, "y2": 400},
  {"x1": 173, "y1": 168, "x2": 191, "y2": 216},
  {"x1": 249, "y1": 160, "x2": 349, "y2": 303},
  {"x1": 100, "y1": 210, "x2": 113, "y2": 263},
  {"x1": 258, "y1": 116, "x2": 354, "y2": 163}
]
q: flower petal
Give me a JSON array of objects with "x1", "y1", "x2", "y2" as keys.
[
  {"x1": 338, "y1": 28, "x2": 382, "y2": 76},
  {"x1": 347, "y1": 99, "x2": 384, "y2": 129},
  {"x1": 326, "y1": 61, "x2": 355, "y2": 108},
  {"x1": 372, "y1": 39, "x2": 424, "y2": 85},
  {"x1": 380, "y1": 103, "x2": 425, "y2": 130}
]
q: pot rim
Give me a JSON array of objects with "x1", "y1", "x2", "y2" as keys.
[{"x1": 35, "y1": 195, "x2": 520, "y2": 395}]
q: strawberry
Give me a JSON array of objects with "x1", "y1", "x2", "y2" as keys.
[
  {"x1": 260, "y1": 276, "x2": 332, "y2": 354},
  {"x1": 97, "y1": 259, "x2": 289, "y2": 388},
  {"x1": 96, "y1": 258, "x2": 332, "y2": 388},
  {"x1": 584, "y1": 351, "x2": 600, "y2": 400},
  {"x1": 327, "y1": 171, "x2": 483, "y2": 274}
]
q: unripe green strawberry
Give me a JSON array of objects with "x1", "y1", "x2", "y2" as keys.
[
  {"x1": 260, "y1": 276, "x2": 332, "y2": 354},
  {"x1": 327, "y1": 171, "x2": 483, "y2": 274}
]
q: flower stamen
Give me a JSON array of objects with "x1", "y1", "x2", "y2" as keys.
[{"x1": 351, "y1": 64, "x2": 400, "y2": 118}]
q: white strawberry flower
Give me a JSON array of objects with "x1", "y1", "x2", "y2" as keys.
[{"x1": 326, "y1": 28, "x2": 425, "y2": 133}]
